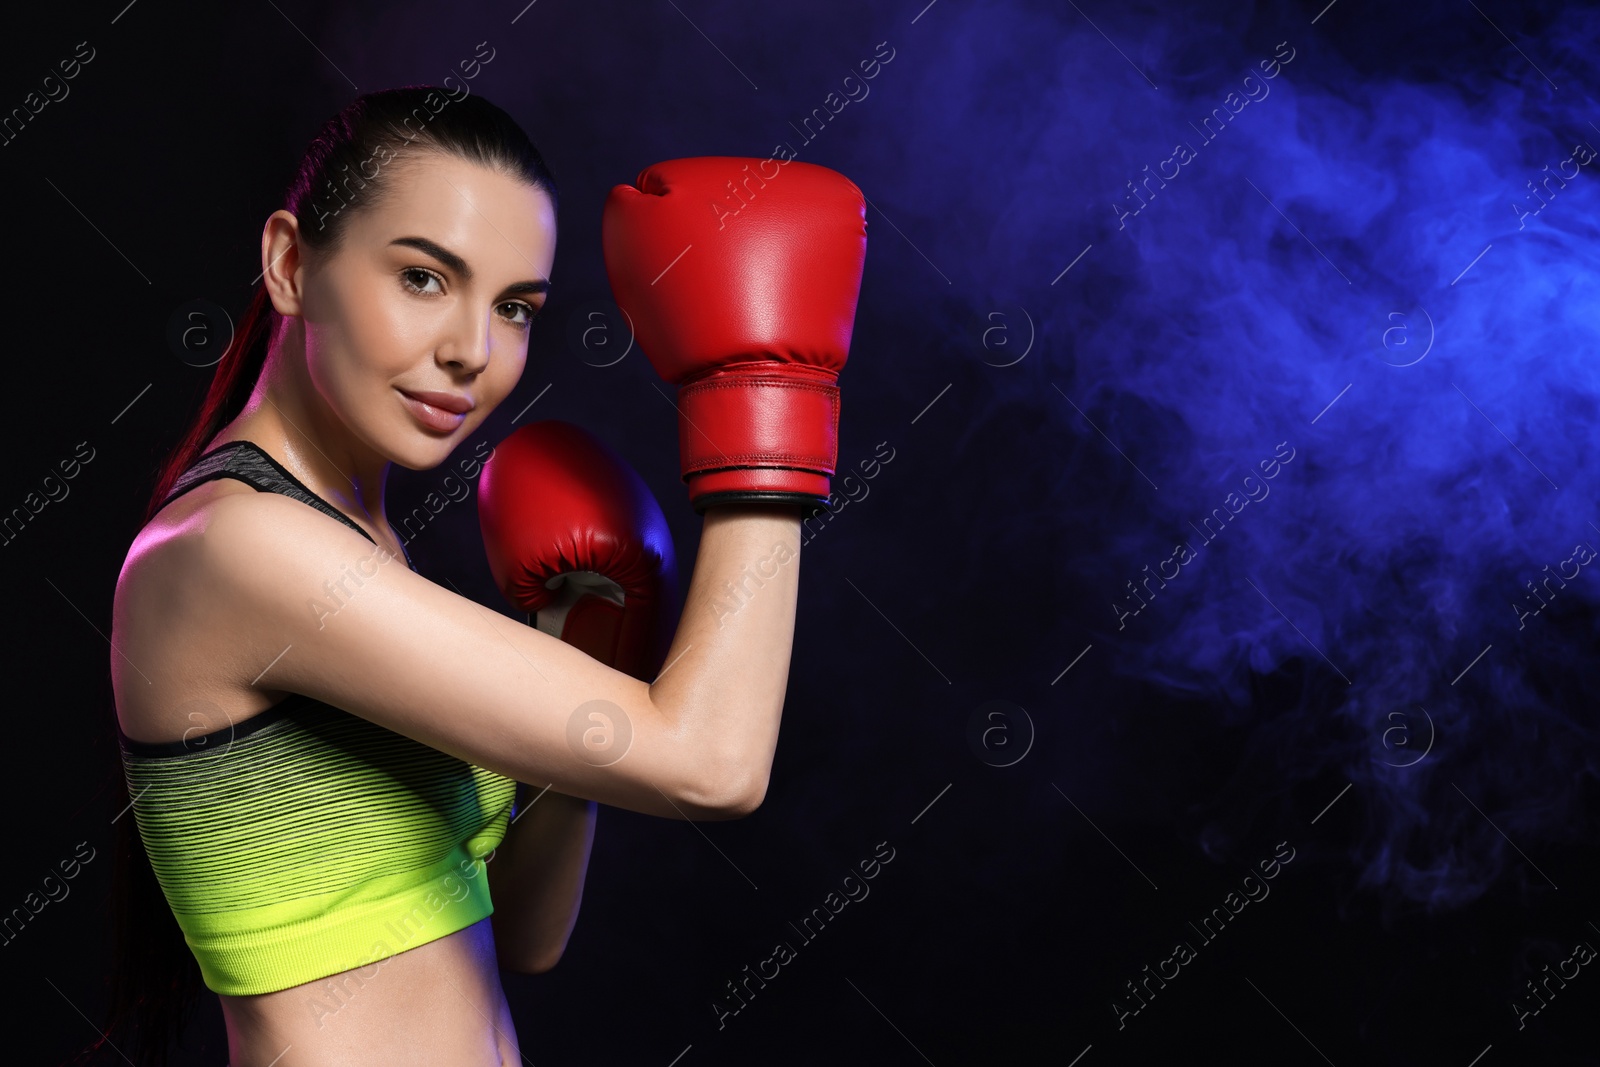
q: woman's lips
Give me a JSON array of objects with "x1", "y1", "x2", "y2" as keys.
[{"x1": 398, "y1": 389, "x2": 467, "y2": 433}]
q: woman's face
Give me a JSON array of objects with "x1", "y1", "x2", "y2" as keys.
[{"x1": 294, "y1": 151, "x2": 557, "y2": 470}]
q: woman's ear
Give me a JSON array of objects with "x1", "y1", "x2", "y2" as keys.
[{"x1": 260, "y1": 209, "x2": 307, "y2": 317}]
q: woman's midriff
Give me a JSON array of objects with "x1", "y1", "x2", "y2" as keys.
[{"x1": 219, "y1": 917, "x2": 519, "y2": 1066}]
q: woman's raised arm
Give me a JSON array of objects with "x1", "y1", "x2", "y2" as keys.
[{"x1": 178, "y1": 488, "x2": 799, "y2": 820}]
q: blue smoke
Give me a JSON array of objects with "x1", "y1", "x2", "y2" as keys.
[{"x1": 939, "y1": 0, "x2": 1600, "y2": 909}]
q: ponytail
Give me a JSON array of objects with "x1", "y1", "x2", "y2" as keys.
[{"x1": 141, "y1": 282, "x2": 278, "y2": 526}]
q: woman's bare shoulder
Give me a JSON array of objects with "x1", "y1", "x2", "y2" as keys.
[
  {"x1": 116, "y1": 476, "x2": 268, "y2": 622},
  {"x1": 111, "y1": 478, "x2": 296, "y2": 742}
]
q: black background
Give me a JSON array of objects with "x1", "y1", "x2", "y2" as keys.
[{"x1": 5, "y1": 1, "x2": 1599, "y2": 1064}]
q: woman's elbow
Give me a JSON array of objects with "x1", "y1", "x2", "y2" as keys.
[
  {"x1": 681, "y1": 761, "x2": 770, "y2": 820},
  {"x1": 516, "y1": 949, "x2": 563, "y2": 975},
  {"x1": 733, "y1": 767, "x2": 770, "y2": 817},
  {"x1": 505, "y1": 938, "x2": 567, "y2": 975}
]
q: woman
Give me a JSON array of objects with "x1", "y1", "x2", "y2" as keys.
[{"x1": 75, "y1": 86, "x2": 851, "y2": 1065}]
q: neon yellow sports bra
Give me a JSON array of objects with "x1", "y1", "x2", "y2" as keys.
[{"x1": 117, "y1": 441, "x2": 518, "y2": 996}]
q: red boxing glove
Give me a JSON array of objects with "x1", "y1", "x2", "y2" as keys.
[
  {"x1": 602, "y1": 156, "x2": 868, "y2": 515},
  {"x1": 477, "y1": 420, "x2": 679, "y2": 682}
]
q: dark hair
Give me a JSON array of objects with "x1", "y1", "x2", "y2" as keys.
[{"x1": 67, "y1": 85, "x2": 557, "y2": 1067}]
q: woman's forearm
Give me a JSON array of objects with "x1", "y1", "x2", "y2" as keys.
[
  {"x1": 648, "y1": 504, "x2": 802, "y2": 811},
  {"x1": 486, "y1": 782, "x2": 597, "y2": 973}
]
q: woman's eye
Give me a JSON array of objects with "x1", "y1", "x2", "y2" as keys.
[
  {"x1": 500, "y1": 301, "x2": 539, "y2": 330},
  {"x1": 401, "y1": 268, "x2": 443, "y2": 294}
]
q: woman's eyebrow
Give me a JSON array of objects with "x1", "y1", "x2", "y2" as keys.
[{"x1": 389, "y1": 235, "x2": 551, "y2": 295}]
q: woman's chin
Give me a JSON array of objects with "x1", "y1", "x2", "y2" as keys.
[{"x1": 367, "y1": 430, "x2": 451, "y2": 472}]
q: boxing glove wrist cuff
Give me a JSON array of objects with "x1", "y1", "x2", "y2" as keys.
[
  {"x1": 694, "y1": 494, "x2": 829, "y2": 520},
  {"x1": 689, "y1": 471, "x2": 831, "y2": 516},
  {"x1": 676, "y1": 363, "x2": 840, "y2": 493}
]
